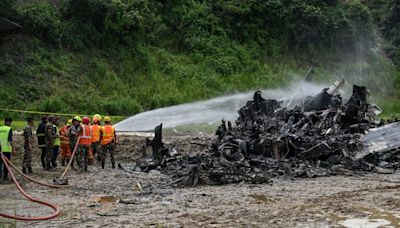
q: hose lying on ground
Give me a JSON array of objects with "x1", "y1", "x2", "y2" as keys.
[
  {"x1": 1, "y1": 154, "x2": 70, "y2": 188},
  {"x1": 0, "y1": 137, "x2": 81, "y2": 220},
  {"x1": 0, "y1": 152, "x2": 60, "y2": 221}
]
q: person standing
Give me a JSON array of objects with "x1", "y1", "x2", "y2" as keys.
[
  {"x1": 52, "y1": 117, "x2": 61, "y2": 168},
  {"x1": 68, "y1": 116, "x2": 82, "y2": 169},
  {"x1": 91, "y1": 115, "x2": 101, "y2": 163},
  {"x1": 100, "y1": 116, "x2": 116, "y2": 169},
  {"x1": 22, "y1": 117, "x2": 35, "y2": 174},
  {"x1": 0, "y1": 118, "x2": 16, "y2": 183},
  {"x1": 78, "y1": 117, "x2": 92, "y2": 172},
  {"x1": 36, "y1": 115, "x2": 48, "y2": 169},
  {"x1": 45, "y1": 116, "x2": 55, "y2": 170},
  {"x1": 60, "y1": 119, "x2": 72, "y2": 166}
]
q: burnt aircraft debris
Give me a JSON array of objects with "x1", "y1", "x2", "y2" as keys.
[{"x1": 135, "y1": 84, "x2": 400, "y2": 187}]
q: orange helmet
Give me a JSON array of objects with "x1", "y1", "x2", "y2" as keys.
[{"x1": 82, "y1": 116, "x2": 90, "y2": 124}]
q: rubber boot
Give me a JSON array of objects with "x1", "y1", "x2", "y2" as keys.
[
  {"x1": 112, "y1": 163, "x2": 115, "y2": 169},
  {"x1": 22, "y1": 167, "x2": 27, "y2": 174},
  {"x1": 61, "y1": 159, "x2": 65, "y2": 166},
  {"x1": 101, "y1": 162, "x2": 105, "y2": 169},
  {"x1": 84, "y1": 164, "x2": 88, "y2": 172},
  {"x1": 28, "y1": 166, "x2": 33, "y2": 174}
]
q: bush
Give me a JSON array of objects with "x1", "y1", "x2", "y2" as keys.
[
  {"x1": 2, "y1": 0, "x2": 398, "y2": 118},
  {"x1": 17, "y1": 2, "x2": 61, "y2": 45},
  {"x1": 380, "y1": 1, "x2": 400, "y2": 66},
  {"x1": 40, "y1": 97, "x2": 66, "y2": 113},
  {"x1": 99, "y1": 98, "x2": 142, "y2": 116}
]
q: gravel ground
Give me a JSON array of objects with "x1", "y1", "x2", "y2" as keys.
[{"x1": 1, "y1": 134, "x2": 400, "y2": 227}]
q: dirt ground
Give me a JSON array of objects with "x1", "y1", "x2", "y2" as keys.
[{"x1": 1, "y1": 133, "x2": 400, "y2": 227}]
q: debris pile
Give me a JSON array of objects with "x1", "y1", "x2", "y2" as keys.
[{"x1": 135, "y1": 84, "x2": 400, "y2": 187}]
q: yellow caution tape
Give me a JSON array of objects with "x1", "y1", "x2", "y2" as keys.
[{"x1": 0, "y1": 108, "x2": 126, "y2": 119}]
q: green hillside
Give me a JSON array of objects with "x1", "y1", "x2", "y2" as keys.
[{"x1": 0, "y1": 0, "x2": 399, "y2": 119}]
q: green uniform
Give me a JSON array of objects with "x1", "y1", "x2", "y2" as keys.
[
  {"x1": 68, "y1": 124, "x2": 81, "y2": 169},
  {"x1": 52, "y1": 125, "x2": 60, "y2": 167},
  {"x1": 101, "y1": 142, "x2": 115, "y2": 169},
  {"x1": 45, "y1": 122, "x2": 54, "y2": 170},
  {"x1": 22, "y1": 125, "x2": 34, "y2": 173}
]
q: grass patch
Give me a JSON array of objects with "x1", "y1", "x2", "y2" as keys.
[
  {"x1": 375, "y1": 97, "x2": 400, "y2": 119},
  {"x1": 0, "y1": 120, "x2": 26, "y2": 131}
]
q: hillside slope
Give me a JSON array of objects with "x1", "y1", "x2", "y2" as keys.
[{"x1": 0, "y1": 0, "x2": 399, "y2": 118}]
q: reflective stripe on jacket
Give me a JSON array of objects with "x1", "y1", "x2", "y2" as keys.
[
  {"x1": 91, "y1": 124, "x2": 101, "y2": 143},
  {"x1": 101, "y1": 125, "x2": 115, "y2": 145},
  {"x1": 79, "y1": 124, "x2": 92, "y2": 145},
  {"x1": 54, "y1": 125, "x2": 60, "y2": 146},
  {"x1": 36, "y1": 122, "x2": 46, "y2": 147}
]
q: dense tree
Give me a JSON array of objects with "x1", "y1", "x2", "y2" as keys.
[
  {"x1": 8, "y1": 0, "x2": 373, "y2": 60},
  {"x1": 381, "y1": 0, "x2": 400, "y2": 65}
]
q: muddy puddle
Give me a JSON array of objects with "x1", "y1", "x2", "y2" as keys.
[
  {"x1": 328, "y1": 208, "x2": 400, "y2": 228},
  {"x1": 95, "y1": 196, "x2": 119, "y2": 203}
]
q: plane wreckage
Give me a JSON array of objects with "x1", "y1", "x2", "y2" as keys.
[{"x1": 129, "y1": 79, "x2": 399, "y2": 187}]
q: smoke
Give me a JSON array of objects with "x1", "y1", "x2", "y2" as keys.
[
  {"x1": 332, "y1": 31, "x2": 397, "y2": 97},
  {"x1": 115, "y1": 80, "x2": 328, "y2": 132}
]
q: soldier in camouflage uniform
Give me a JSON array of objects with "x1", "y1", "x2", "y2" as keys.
[
  {"x1": 68, "y1": 116, "x2": 82, "y2": 169},
  {"x1": 22, "y1": 117, "x2": 35, "y2": 174},
  {"x1": 45, "y1": 116, "x2": 55, "y2": 170}
]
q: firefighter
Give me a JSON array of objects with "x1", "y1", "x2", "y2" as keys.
[
  {"x1": 68, "y1": 116, "x2": 82, "y2": 169},
  {"x1": 100, "y1": 116, "x2": 116, "y2": 169},
  {"x1": 91, "y1": 115, "x2": 102, "y2": 162},
  {"x1": 60, "y1": 119, "x2": 72, "y2": 166},
  {"x1": 77, "y1": 117, "x2": 92, "y2": 172}
]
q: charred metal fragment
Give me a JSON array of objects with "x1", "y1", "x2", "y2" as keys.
[{"x1": 136, "y1": 84, "x2": 400, "y2": 187}]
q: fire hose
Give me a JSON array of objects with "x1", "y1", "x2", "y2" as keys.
[{"x1": 0, "y1": 137, "x2": 81, "y2": 221}]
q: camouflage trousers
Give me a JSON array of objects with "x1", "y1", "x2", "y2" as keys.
[
  {"x1": 45, "y1": 145, "x2": 53, "y2": 169},
  {"x1": 77, "y1": 145, "x2": 89, "y2": 172},
  {"x1": 101, "y1": 142, "x2": 115, "y2": 165},
  {"x1": 69, "y1": 141, "x2": 77, "y2": 167},
  {"x1": 92, "y1": 141, "x2": 100, "y2": 159},
  {"x1": 22, "y1": 146, "x2": 32, "y2": 169}
]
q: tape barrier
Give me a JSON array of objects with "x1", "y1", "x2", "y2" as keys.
[{"x1": 0, "y1": 108, "x2": 126, "y2": 119}]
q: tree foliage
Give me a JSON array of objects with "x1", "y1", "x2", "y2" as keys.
[
  {"x1": 2, "y1": 0, "x2": 399, "y2": 116},
  {"x1": 6, "y1": 0, "x2": 376, "y2": 63},
  {"x1": 381, "y1": 0, "x2": 400, "y2": 66}
]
